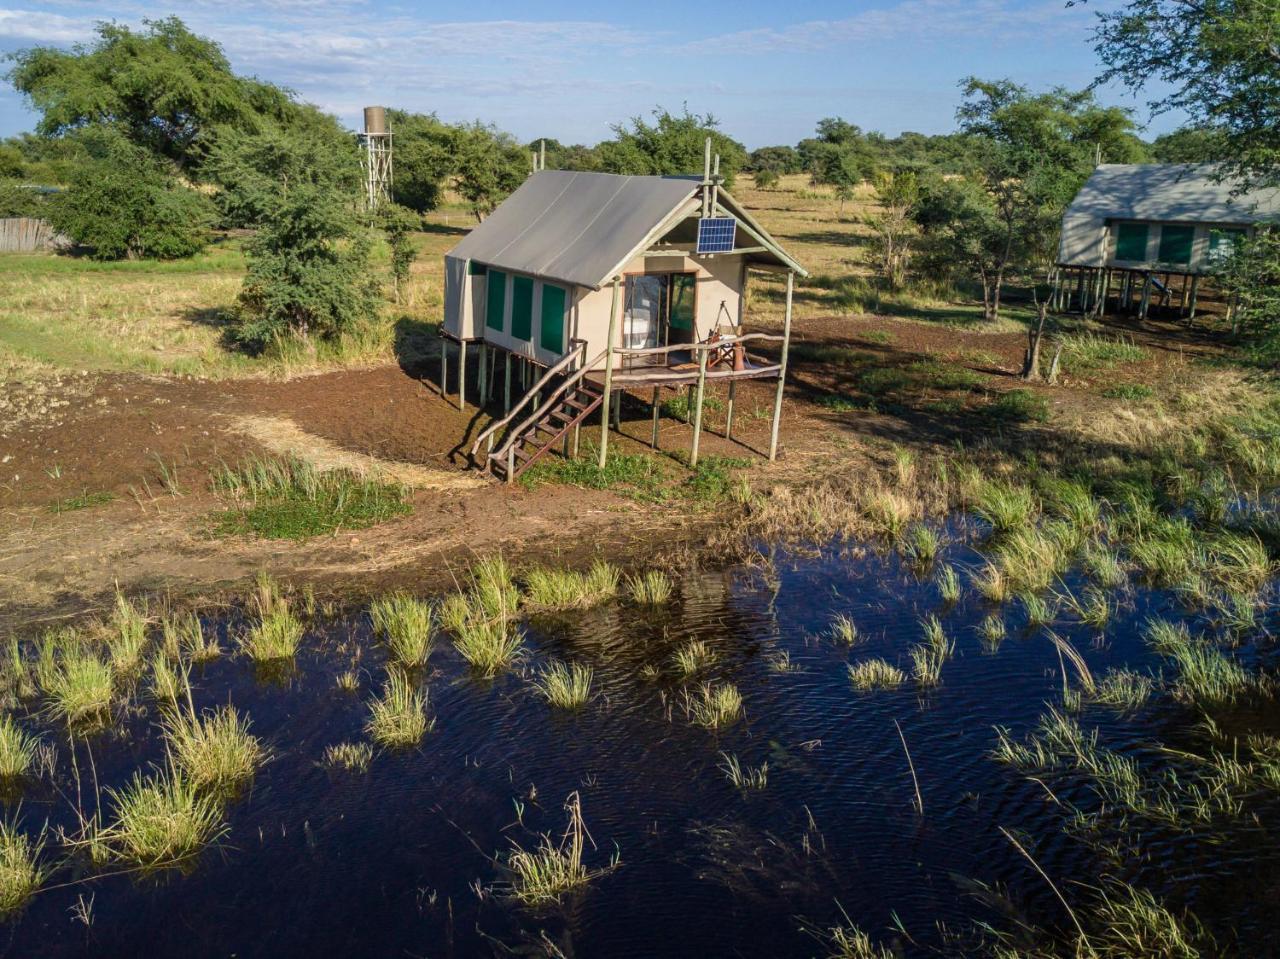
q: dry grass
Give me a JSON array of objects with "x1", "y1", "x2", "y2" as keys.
[{"x1": 366, "y1": 671, "x2": 432, "y2": 748}]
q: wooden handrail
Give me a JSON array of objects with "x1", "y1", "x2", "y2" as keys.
[
  {"x1": 486, "y1": 346, "x2": 611, "y2": 463},
  {"x1": 612, "y1": 332, "x2": 784, "y2": 359},
  {"x1": 470, "y1": 340, "x2": 588, "y2": 457}
]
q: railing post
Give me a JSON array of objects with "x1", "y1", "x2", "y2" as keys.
[
  {"x1": 768, "y1": 271, "x2": 794, "y2": 462},
  {"x1": 598, "y1": 277, "x2": 621, "y2": 469},
  {"x1": 690, "y1": 346, "x2": 708, "y2": 468},
  {"x1": 650, "y1": 386, "x2": 661, "y2": 448}
]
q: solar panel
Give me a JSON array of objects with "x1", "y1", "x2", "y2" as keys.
[{"x1": 696, "y1": 217, "x2": 737, "y2": 254}]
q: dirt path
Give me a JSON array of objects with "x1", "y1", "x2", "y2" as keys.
[{"x1": 0, "y1": 310, "x2": 1211, "y2": 631}]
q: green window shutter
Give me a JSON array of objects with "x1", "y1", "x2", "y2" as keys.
[
  {"x1": 468, "y1": 260, "x2": 487, "y2": 276},
  {"x1": 1115, "y1": 223, "x2": 1149, "y2": 262},
  {"x1": 1158, "y1": 225, "x2": 1195, "y2": 265},
  {"x1": 486, "y1": 270, "x2": 506, "y2": 331},
  {"x1": 539, "y1": 284, "x2": 566, "y2": 353},
  {"x1": 511, "y1": 275, "x2": 534, "y2": 341},
  {"x1": 669, "y1": 274, "x2": 696, "y2": 331}
]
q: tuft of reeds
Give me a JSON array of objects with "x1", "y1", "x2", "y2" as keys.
[
  {"x1": 674, "y1": 640, "x2": 718, "y2": 676},
  {"x1": 149, "y1": 655, "x2": 184, "y2": 713},
  {"x1": 238, "y1": 594, "x2": 302, "y2": 660},
  {"x1": 335, "y1": 669, "x2": 361, "y2": 692},
  {"x1": 0, "y1": 819, "x2": 48, "y2": 918},
  {"x1": 910, "y1": 615, "x2": 954, "y2": 687},
  {"x1": 0, "y1": 718, "x2": 39, "y2": 786},
  {"x1": 163, "y1": 611, "x2": 221, "y2": 663},
  {"x1": 366, "y1": 671, "x2": 432, "y2": 748},
  {"x1": 685, "y1": 682, "x2": 744, "y2": 729},
  {"x1": 625, "y1": 570, "x2": 674, "y2": 605},
  {"x1": 719, "y1": 752, "x2": 768, "y2": 790},
  {"x1": 863, "y1": 489, "x2": 914, "y2": 542},
  {"x1": 972, "y1": 563, "x2": 1010, "y2": 604},
  {"x1": 936, "y1": 564, "x2": 961, "y2": 604},
  {"x1": 504, "y1": 792, "x2": 612, "y2": 905},
  {"x1": 453, "y1": 618, "x2": 524, "y2": 677},
  {"x1": 902, "y1": 524, "x2": 941, "y2": 568},
  {"x1": 470, "y1": 555, "x2": 520, "y2": 621},
  {"x1": 322, "y1": 741, "x2": 373, "y2": 773},
  {"x1": 1083, "y1": 542, "x2": 1128, "y2": 589},
  {"x1": 1146, "y1": 621, "x2": 1260, "y2": 706},
  {"x1": 766, "y1": 650, "x2": 803, "y2": 673},
  {"x1": 971, "y1": 479, "x2": 1037, "y2": 535},
  {"x1": 39, "y1": 647, "x2": 114, "y2": 731},
  {"x1": 108, "y1": 591, "x2": 149, "y2": 677},
  {"x1": 531, "y1": 660, "x2": 594, "y2": 711},
  {"x1": 976, "y1": 617, "x2": 1004, "y2": 653},
  {"x1": 369, "y1": 594, "x2": 434, "y2": 669},
  {"x1": 847, "y1": 659, "x2": 906, "y2": 691},
  {"x1": 166, "y1": 704, "x2": 264, "y2": 801},
  {"x1": 98, "y1": 764, "x2": 226, "y2": 871},
  {"x1": 1019, "y1": 592, "x2": 1057, "y2": 629},
  {"x1": 522, "y1": 561, "x2": 620, "y2": 609},
  {"x1": 1207, "y1": 532, "x2": 1274, "y2": 594},
  {"x1": 1128, "y1": 517, "x2": 1201, "y2": 586},
  {"x1": 816, "y1": 920, "x2": 896, "y2": 959},
  {"x1": 1092, "y1": 669, "x2": 1154, "y2": 712},
  {"x1": 829, "y1": 614, "x2": 861, "y2": 646},
  {"x1": 1061, "y1": 585, "x2": 1110, "y2": 628}
]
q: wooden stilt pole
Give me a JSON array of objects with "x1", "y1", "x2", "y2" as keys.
[
  {"x1": 503, "y1": 352, "x2": 512, "y2": 413},
  {"x1": 650, "y1": 387, "x2": 661, "y2": 449},
  {"x1": 1138, "y1": 272, "x2": 1153, "y2": 320},
  {"x1": 690, "y1": 347, "x2": 709, "y2": 468},
  {"x1": 725, "y1": 379, "x2": 736, "y2": 439},
  {"x1": 1188, "y1": 275, "x2": 1201, "y2": 323},
  {"x1": 685, "y1": 384, "x2": 694, "y2": 423},
  {"x1": 768, "y1": 271, "x2": 794, "y2": 462},
  {"x1": 613, "y1": 389, "x2": 622, "y2": 430},
  {"x1": 598, "y1": 277, "x2": 621, "y2": 469},
  {"x1": 440, "y1": 338, "x2": 448, "y2": 398},
  {"x1": 478, "y1": 344, "x2": 488, "y2": 410},
  {"x1": 458, "y1": 341, "x2": 467, "y2": 411}
]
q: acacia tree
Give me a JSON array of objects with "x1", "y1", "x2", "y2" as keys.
[
  {"x1": 452, "y1": 123, "x2": 527, "y2": 222},
  {"x1": 1090, "y1": 0, "x2": 1280, "y2": 185},
  {"x1": 232, "y1": 183, "x2": 379, "y2": 351},
  {"x1": 596, "y1": 108, "x2": 747, "y2": 185},
  {"x1": 7, "y1": 17, "x2": 294, "y2": 170},
  {"x1": 862, "y1": 170, "x2": 920, "y2": 289},
  {"x1": 914, "y1": 79, "x2": 1142, "y2": 321}
]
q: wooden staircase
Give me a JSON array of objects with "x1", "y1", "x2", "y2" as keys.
[
  {"x1": 470, "y1": 341, "x2": 609, "y2": 483},
  {"x1": 489, "y1": 381, "x2": 603, "y2": 482}
]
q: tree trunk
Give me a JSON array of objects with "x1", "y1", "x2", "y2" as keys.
[
  {"x1": 1021, "y1": 301, "x2": 1049, "y2": 381},
  {"x1": 990, "y1": 270, "x2": 1004, "y2": 322}
]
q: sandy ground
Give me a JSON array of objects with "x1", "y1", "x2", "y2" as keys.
[{"x1": 0, "y1": 309, "x2": 1212, "y2": 631}]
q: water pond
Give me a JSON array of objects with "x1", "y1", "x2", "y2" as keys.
[{"x1": 5, "y1": 526, "x2": 1278, "y2": 958}]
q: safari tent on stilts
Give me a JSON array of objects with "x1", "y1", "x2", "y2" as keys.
[{"x1": 441, "y1": 143, "x2": 807, "y2": 482}]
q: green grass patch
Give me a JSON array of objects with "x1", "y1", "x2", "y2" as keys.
[
  {"x1": 46, "y1": 490, "x2": 114, "y2": 514},
  {"x1": 210, "y1": 457, "x2": 410, "y2": 540},
  {"x1": 520, "y1": 445, "x2": 748, "y2": 505},
  {"x1": 1102, "y1": 383, "x2": 1156, "y2": 401},
  {"x1": 1060, "y1": 332, "x2": 1149, "y2": 372},
  {"x1": 660, "y1": 392, "x2": 724, "y2": 421},
  {"x1": 986, "y1": 389, "x2": 1051, "y2": 423}
]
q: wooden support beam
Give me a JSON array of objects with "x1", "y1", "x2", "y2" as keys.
[
  {"x1": 504, "y1": 352, "x2": 512, "y2": 414},
  {"x1": 1138, "y1": 272, "x2": 1153, "y2": 320},
  {"x1": 478, "y1": 344, "x2": 488, "y2": 410},
  {"x1": 598, "y1": 277, "x2": 621, "y2": 469},
  {"x1": 651, "y1": 386, "x2": 661, "y2": 448},
  {"x1": 440, "y1": 337, "x2": 448, "y2": 398},
  {"x1": 1188, "y1": 275, "x2": 1201, "y2": 324},
  {"x1": 690, "y1": 346, "x2": 708, "y2": 468},
  {"x1": 768, "y1": 271, "x2": 794, "y2": 462},
  {"x1": 725, "y1": 379, "x2": 736, "y2": 439},
  {"x1": 458, "y1": 340, "x2": 467, "y2": 412}
]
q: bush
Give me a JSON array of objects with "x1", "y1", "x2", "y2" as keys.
[
  {"x1": 46, "y1": 135, "x2": 212, "y2": 260},
  {"x1": 230, "y1": 183, "x2": 380, "y2": 350}
]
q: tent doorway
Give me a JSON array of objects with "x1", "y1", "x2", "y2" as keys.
[{"x1": 623, "y1": 273, "x2": 696, "y2": 358}]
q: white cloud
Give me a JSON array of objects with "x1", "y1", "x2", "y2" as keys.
[{"x1": 0, "y1": 9, "x2": 95, "y2": 43}]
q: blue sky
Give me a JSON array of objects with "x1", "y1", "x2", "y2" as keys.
[{"x1": 0, "y1": 0, "x2": 1179, "y2": 147}]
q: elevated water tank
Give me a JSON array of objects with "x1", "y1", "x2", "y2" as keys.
[{"x1": 363, "y1": 106, "x2": 388, "y2": 136}]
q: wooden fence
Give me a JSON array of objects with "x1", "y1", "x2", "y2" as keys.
[{"x1": 0, "y1": 218, "x2": 69, "y2": 253}]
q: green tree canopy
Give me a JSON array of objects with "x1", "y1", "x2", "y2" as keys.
[
  {"x1": 1151, "y1": 125, "x2": 1228, "y2": 163},
  {"x1": 452, "y1": 122, "x2": 528, "y2": 221},
  {"x1": 232, "y1": 182, "x2": 379, "y2": 350},
  {"x1": 45, "y1": 128, "x2": 213, "y2": 260},
  {"x1": 1092, "y1": 0, "x2": 1280, "y2": 185},
  {"x1": 201, "y1": 108, "x2": 360, "y2": 227},
  {"x1": 8, "y1": 16, "x2": 296, "y2": 169},
  {"x1": 596, "y1": 108, "x2": 746, "y2": 186},
  {"x1": 387, "y1": 109, "x2": 458, "y2": 213}
]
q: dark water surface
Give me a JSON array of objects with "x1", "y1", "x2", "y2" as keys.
[{"x1": 5, "y1": 530, "x2": 1276, "y2": 958}]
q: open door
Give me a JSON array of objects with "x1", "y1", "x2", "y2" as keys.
[{"x1": 623, "y1": 272, "x2": 697, "y2": 363}]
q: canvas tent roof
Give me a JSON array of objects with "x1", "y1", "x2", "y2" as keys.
[
  {"x1": 1058, "y1": 163, "x2": 1280, "y2": 266},
  {"x1": 447, "y1": 170, "x2": 803, "y2": 289}
]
